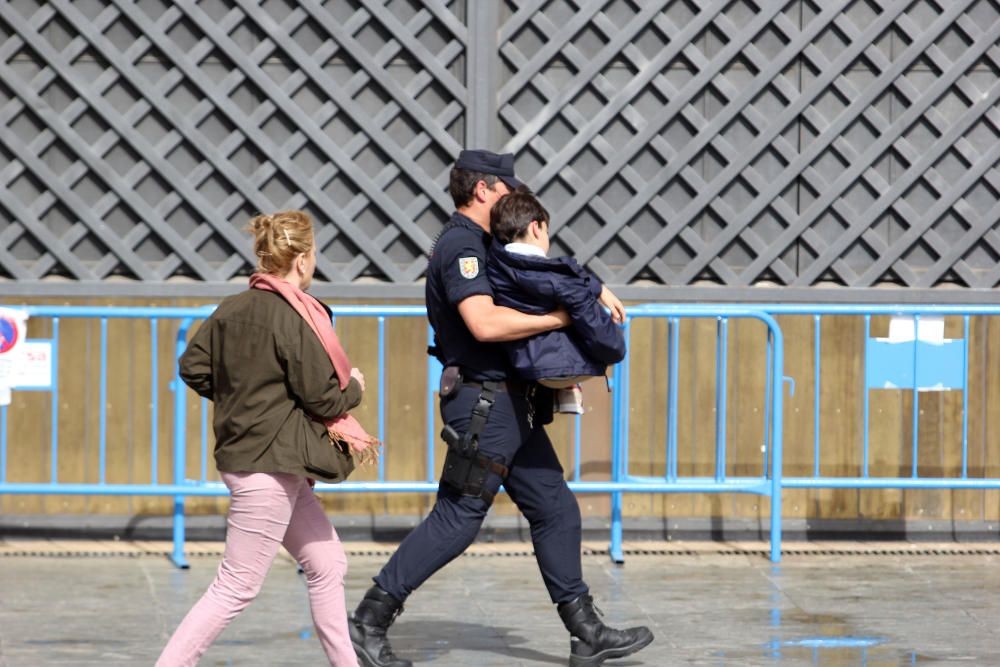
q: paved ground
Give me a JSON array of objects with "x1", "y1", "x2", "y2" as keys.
[{"x1": 0, "y1": 539, "x2": 998, "y2": 666}]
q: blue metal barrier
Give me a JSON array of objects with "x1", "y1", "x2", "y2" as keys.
[
  {"x1": 602, "y1": 305, "x2": 786, "y2": 563},
  {"x1": 0, "y1": 304, "x2": 787, "y2": 565},
  {"x1": 746, "y1": 304, "x2": 1000, "y2": 493},
  {"x1": 1, "y1": 303, "x2": 993, "y2": 567}
]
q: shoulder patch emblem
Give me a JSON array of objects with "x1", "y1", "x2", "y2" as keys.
[{"x1": 458, "y1": 256, "x2": 479, "y2": 279}]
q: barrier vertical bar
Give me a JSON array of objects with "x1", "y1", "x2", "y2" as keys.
[
  {"x1": 621, "y1": 319, "x2": 633, "y2": 478},
  {"x1": 764, "y1": 328, "x2": 773, "y2": 474},
  {"x1": 1, "y1": 405, "x2": 6, "y2": 483},
  {"x1": 573, "y1": 412, "x2": 581, "y2": 482},
  {"x1": 50, "y1": 318, "x2": 60, "y2": 483},
  {"x1": 813, "y1": 315, "x2": 821, "y2": 477},
  {"x1": 863, "y1": 315, "x2": 871, "y2": 478},
  {"x1": 768, "y1": 315, "x2": 784, "y2": 563},
  {"x1": 667, "y1": 317, "x2": 679, "y2": 482},
  {"x1": 378, "y1": 316, "x2": 386, "y2": 481},
  {"x1": 426, "y1": 324, "x2": 438, "y2": 483},
  {"x1": 609, "y1": 358, "x2": 624, "y2": 564},
  {"x1": 99, "y1": 318, "x2": 108, "y2": 484},
  {"x1": 150, "y1": 319, "x2": 159, "y2": 483},
  {"x1": 608, "y1": 319, "x2": 629, "y2": 564},
  {"x1": 911, "y1": 315, "x2": 920, "y2": 478},
  {"x1": 715, "y1": 317, "x2": 729, "y2": 483},
  {"x1": 171, "y1": 318, "x2": 193, "y2": 569},
  {"x1": 961, "y1": 315, "x2": 970, "y2": 478}
]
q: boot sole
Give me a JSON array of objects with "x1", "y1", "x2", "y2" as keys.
[
  {"x1": 349, "y1": 623, "x2": 375, "y2": 667},
  {"x1": 350, "y1": 620, "x2": 410, "y2": 667},
  {"x1": 353, "y1": 647, "x2": 377, "y2": 667},
  {"x1": 352, "y1": 639, "x2": 412, "y2": 667},
  {"x1": 568, "y1": 630, "x2": 655, "y2": 667}
]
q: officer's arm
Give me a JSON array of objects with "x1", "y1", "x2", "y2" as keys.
[{"x1": 458, "y1": 294, "x2": 570, "y2": 342}]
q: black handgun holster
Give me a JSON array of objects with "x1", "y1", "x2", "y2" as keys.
[{"x1": 440, "y1": 380, "x2": 509, "y2": 504}]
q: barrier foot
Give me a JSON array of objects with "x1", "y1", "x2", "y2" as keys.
[
  {"x1": 609, "y1": 489, "x2": 625, "y2": 564},
  {"x1": 609, "y1": 544, "x2": 625, "y2": 565},
  {"x1": 171, "y1": 495, "x2": 189, "y2": 569},
  {"x1": 170, "y1": 550, "x2": 190, "y2": 569}
]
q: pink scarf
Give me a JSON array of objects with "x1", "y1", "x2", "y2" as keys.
[{"x1": 250, "y1": 273, "x2": 378, "y2": 463}]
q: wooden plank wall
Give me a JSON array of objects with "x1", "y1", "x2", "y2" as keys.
[{"x1": 1, "y1": 298, "x2": 998, "y2": 526}]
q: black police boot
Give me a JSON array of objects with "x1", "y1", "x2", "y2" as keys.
[
  {"x1": 350, "y1": 585, "x2": 412, "y2": 667},
  {"x1": 557, "y1": 593, "x2": 654, "y2": 667}
]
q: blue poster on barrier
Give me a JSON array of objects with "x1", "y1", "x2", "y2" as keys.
[{"x1": 866, "y1": 315, "x2": 965, "y2": 392}]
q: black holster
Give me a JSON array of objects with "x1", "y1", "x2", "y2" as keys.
[{"x1": 440, "y1": 382, "x2": 508, "y2": 504}]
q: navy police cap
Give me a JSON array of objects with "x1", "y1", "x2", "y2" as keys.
[{"x1": 454, "y1": 149, "x2": 525, "y2": 189}]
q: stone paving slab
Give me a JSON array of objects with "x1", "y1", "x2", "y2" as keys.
[{"x1": 1, "y1": 541, "x2": 999, "y2": 666}]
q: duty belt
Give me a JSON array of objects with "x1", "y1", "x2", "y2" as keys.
[{"x1": 460, "y1": 378, "x2": 533, "y2": 396}]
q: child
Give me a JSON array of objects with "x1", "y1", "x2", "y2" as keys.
[{"x1": 487, "y1": 190, "x2": 626, "y2": 412}]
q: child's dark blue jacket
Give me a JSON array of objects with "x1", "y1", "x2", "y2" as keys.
[{"x1": 486, "y1": 243, "x2": 625, "y2": 381}]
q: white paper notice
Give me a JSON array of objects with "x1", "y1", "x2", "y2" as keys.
[
  {"x1": 886, "y1": 315, "x2": 945, "y2": 344},
  {"x1": 12, "y1": 341, "x2": 53, "y2": 389}
]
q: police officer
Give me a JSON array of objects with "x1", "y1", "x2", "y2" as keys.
[{"x1": 350, "y1": 150, "x2": 654, "y2": 667}]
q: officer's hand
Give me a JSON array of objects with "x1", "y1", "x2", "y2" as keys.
[
  {"x1": 599, "y1": 286, "x2": 626, "y2": 324},
  {"x1": 350, "y1": 367, "x2": 366, "y2": 392}
]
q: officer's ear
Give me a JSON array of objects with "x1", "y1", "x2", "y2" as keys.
[{"x1": 474, "y1": 179, "x2": 490, "y2": 203}]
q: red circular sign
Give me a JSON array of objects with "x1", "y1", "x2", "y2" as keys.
[{"x1": 0, "y1": 315, "x2": 19, "y2": 354}]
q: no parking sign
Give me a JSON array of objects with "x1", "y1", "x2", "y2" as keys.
[{"x1": 0, "y1": 308, "x2": 29, "y2": 406}]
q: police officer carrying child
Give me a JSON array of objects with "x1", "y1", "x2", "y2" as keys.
[{"x1": 350, "y1": 150, "x2": 654, "y2": 667}]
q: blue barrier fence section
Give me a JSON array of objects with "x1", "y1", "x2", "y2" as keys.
[
  {"x1": 5, "y1": 304, "x2": 998, "y2": 567},
  {"x1": 750, "y1": 305, "x2": 1000, "y2": 491},
  {"x1": 607, "y1": 305, "x2": 786, "y2": 563},
  {"x1": 0, "y1": 304, "x2": 787, "y2": 563}
]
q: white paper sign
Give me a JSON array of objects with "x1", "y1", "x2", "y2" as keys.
[
  {"x1": 11, "y1": 341, "x2": 53, "y2": 389},
  {"x1": 886, "y1": 315, "x2": 945, "y2": 344}
]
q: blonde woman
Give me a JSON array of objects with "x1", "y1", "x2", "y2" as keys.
[{"x1": 157, "y1": 211, "x2": 372, "y2": 666}]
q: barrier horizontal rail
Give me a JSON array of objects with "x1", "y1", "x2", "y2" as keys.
[{"x1": 0, "y1": 479, "x2": 780, "y2": 495}]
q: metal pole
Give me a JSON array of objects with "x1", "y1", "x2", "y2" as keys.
[
  {"x1": 466, "y1": 2, "x2": 499, "y2": 150},
  {"x1": 608, "y1": 321, "x2": 629, "y2": 564},
  {"x1": 171, "y1": 318, "x2": 193, "y2": 569},
  {"x1": 767, "y1": 315, "x2": 784, "y2": 563}
]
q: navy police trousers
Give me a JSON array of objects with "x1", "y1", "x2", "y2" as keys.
[{"x1": 374, "y1": 383, "x2": 589, "y2": 604}]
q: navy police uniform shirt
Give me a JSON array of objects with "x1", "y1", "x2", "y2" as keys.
[{"x1": 425, "y1": 212, "x2": 512, "y2": 381}]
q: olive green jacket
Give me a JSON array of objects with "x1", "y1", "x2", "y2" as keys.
[{"x1": 179, "y1": 289, "x2": 362, "y2": 482}]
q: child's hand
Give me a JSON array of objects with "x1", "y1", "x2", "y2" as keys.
[{"x1": 599, "y1": 286, "x2": 626, "y2": 324}]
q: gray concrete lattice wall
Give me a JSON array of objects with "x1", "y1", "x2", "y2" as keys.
[{"x1": 1, "y1": 0, "x2": 999, "y2": 302}]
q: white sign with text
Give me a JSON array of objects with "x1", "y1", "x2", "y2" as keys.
[{"x1": 12, "y1": 341, "x2": 53, "y2": 389}]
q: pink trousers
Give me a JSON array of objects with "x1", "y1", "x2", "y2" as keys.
[{"x1": 156, "y1": 472, "x2": 358, "y2": 666}]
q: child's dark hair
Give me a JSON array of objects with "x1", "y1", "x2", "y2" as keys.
[{"x1": 489, "y1": 190, "x2": 550, "y2": 244}]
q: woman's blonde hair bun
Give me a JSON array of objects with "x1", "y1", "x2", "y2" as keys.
[{"x1": 247, "y1": 210, "x2": 314, "y2": 275}]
